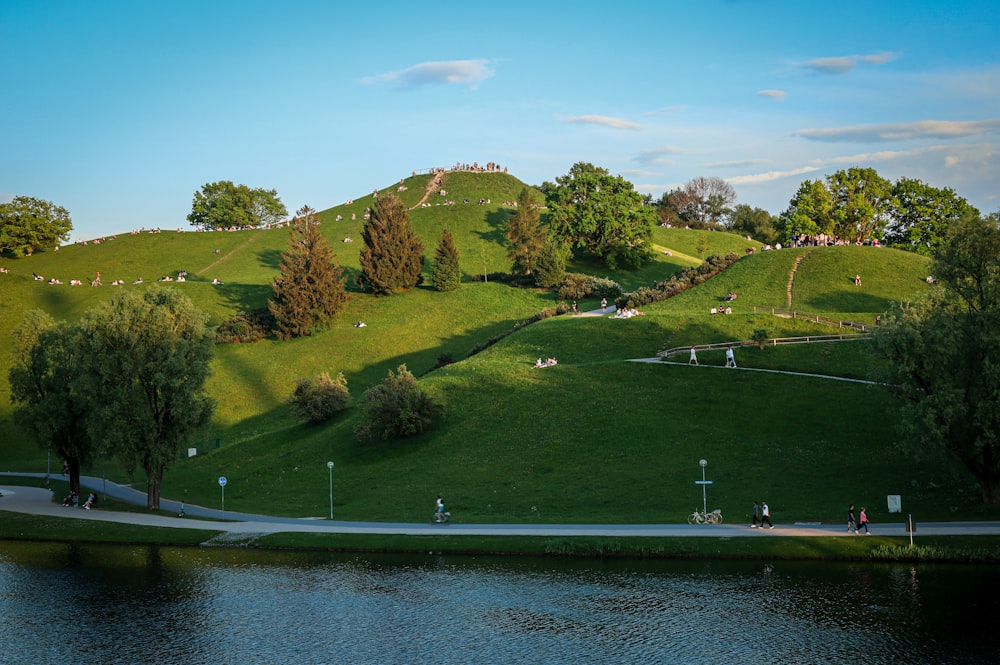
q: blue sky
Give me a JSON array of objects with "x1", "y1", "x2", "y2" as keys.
[{"x1": 2, "y1": 0, "x2": 998, "y2": 241}]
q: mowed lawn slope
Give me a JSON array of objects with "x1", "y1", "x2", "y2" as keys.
[{"x1": 4, "y1": 173, "x2": 985, "y2": 526}]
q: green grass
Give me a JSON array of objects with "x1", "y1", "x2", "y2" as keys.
[{"x1": 2, "y1": 171, "x2": 994, "y2": 550}]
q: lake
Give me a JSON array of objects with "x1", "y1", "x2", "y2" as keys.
[{"x1": 1, "y1": 542, "x2": 998, "y2": 664}]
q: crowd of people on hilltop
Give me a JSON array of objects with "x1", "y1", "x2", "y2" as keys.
[{"x1": 790, "y1": 233, "x2": 881, "y2": 248}]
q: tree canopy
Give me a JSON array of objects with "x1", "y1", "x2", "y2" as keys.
[
  {"x1": 358, "y1": 192, "x2": 424, "y2": 295},
  {"x1": 75, "y1": 289, "x2": 216, "y2": 510},
  {"x1": 9, "y1": 311, "x2": 95, "y2": 495},
  {"x1": 0, "y1": 195, "x2": 73, "y2": 256},
  {"x1": 546, "y1": 162, "x2": 655, "y2": 269},
  {"x1": 884, "y1": 178, "x2": 978, "y2": 254},
  {"x1": 269, "y1": 206, "x2": 349, "y2": 339},
  {"x1": 187, "y1": 180, "x2": 288, "y2": 230},
  {"x1": 872, "y1": 214, "x2": 1000, "y2": 503}
]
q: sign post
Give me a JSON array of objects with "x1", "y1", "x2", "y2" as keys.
[{"x1": 219, "y1": 476, "x2": 227, "y2": 513}]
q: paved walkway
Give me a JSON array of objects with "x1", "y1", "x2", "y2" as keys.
[{"x1": 3, "y1": 474, "x2": 998, "y2": 538}]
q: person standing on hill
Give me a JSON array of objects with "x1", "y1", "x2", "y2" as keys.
[
  {"x1": 601, "y1": 297, "x2": 607, "y2": 313},
  {"x1": 725, "y1": 347, "x2": 736, "y2": 368},
  {"x1": 689, "y1": 347, "x2": 698, "y2": 365}
]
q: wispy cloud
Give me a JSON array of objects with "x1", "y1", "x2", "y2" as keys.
[
  {"x1": 799, "y1": 51, "x2": 898, "y2": 75},
  {"x1": 705, "y1": 159, "x2": 771, "y2": 169},
  {"x1": 559, "y1": 114, "x2": 643, "y2": 130},
  {"x1": 727, "y1": 166, "x2": 822, "y2": 185},
  {"x1": 757, "y1": 89, "x2": 786, "y2": 101},
  {"x1": 793, "y1": 119, "x2": 1000, "y2": 143},
  {"x1": 361, "y1": 59, "x2": 495, "y2": 89},
  {"x1": 619, "y1": 169, "x2": 658, "y2": 178},
  {"x1": 634, "y1": 145, "x2": 683, "y2": 166},
  {"x1": 645, "y1": 105, "x2": 686, "y2": 116}
]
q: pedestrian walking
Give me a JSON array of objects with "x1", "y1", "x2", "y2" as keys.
[
  {"x1": 601, "y1": 297, "x2": 607, "y2": 313},
  {"x1": 689, "y1": 347, "x2": 698, "y2": 365},
  {"x1": 760, "y1": 501, "x2": 774, "y2": 528},
  {"x1": 858, "y1": 507, "x2": 870, "y2": 534},
  {"x1": 572, "y1": 300, "x2": 578, "y2": 315},
  {"x1": 848, "y1": 504, "x2": 857, "y2": 534},
  {"x1": 725, "y1": 347, "x2": 737, "y2": 368},
  {"x1": 751, "y1": 500, "x2": 760, "y2": 527}
]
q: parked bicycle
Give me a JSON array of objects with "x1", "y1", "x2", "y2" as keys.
[{"x1": 688, "y1": 509, "x2": 723, "y2": 525}]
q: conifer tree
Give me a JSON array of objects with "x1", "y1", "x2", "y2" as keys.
[
  {"x1": 358, "y1": 193, "x2": 424, "y2": 295},
  {"x1": 269, "y1": 206, "x2": 348, "y2": 339},
  {"x1": 432, "y1": 229, "x2": 461, "y2": 292},
  {"x1": 506, "y1": 188, "x2": 546, "y2": 276},
  {"x1": 533, "y1": 238, "x2": 567, "y2": 288}
]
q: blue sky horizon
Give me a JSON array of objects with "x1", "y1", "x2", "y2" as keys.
[{"x1": 3, "y1": 0, "x2": 998, "y2": 242}]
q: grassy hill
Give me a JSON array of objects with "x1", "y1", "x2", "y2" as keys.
[{"x1": 3, "y1": 170, "x2": 987, "y2": 527}]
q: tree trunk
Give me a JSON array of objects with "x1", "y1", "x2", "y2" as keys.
[
  {"x1": 146, "y1": 464, "x2": 163, "y2": 510},
  {"x1": 981, "y1": 479, "x2": 1000, "y2": 505},
  {"x1": 68, "y1": 459, "x2": 81, "y2": 496}
]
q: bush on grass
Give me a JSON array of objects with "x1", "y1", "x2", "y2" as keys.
[{"x1": 292, "y1": 372, "x2": 350, "y2": 424}]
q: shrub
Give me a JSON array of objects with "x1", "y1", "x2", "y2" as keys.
[
  {"x1": 752, "y1": 329, "x2": 769, "y2": 349},
  {"x1": 292, "y1": 372, "x2": 350, "y2": 424},
  {"x1": 355, "y1": 364, "x2": 443, "y2": 442},
  {"x1": 556, "y1": 273, "x2": 623, "y2": 301},
  {"x1": 616, "y1": 252, "x2": 742, "y2": 309},
  {"x1": 216, "y1": 308, "x2": 275, "y2": 344}
]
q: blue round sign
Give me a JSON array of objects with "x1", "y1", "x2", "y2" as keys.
[{"x1": 218, "y1": 476, "x2": 227, "y2": 487}]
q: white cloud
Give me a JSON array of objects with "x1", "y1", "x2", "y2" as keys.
[
  {"x1": 645, "y1": 105, "x2": 686, "y2": 116},
  {"x1": 559, "y1": 114, "x2": 643, "y2": 130},
  {"x1": 727, "y1": 166, "x2": 821, "y2": 185},
  {"x1": 799, "y1": 51, "x2": 898, "y2": 75},
  {"x1": 360, "y1": 59, "x2": 495, "y2": 89},
  {"x1": 757, "y1": 89, "x2": 787, "y2": 101},
  {"x1": 619, "y1": 169, "x2": 657, "y2": 177},
  {"x1": 634, "y1": 145, "x2": 683, "y2": 166},
  {"x1": 793, "y1": 119, "x2": 1000, "y2": 143},
  {"x1": 705, "y1": 159, "x2": 771, "y2": 169}
]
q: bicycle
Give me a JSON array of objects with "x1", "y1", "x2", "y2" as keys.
[{"x1": 687, "y1": 509, "x2": 723, "y2": 525}]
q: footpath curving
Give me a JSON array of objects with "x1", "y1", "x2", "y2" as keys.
[{"x1": 3, "y1": 474, "x2": 999, "y2": 539}]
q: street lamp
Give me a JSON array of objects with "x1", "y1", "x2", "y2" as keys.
[
  {"x1": 327, "y1": 461, "x2": 335, "y2": 519},
  {"x1": 695, "y1": 459, "x2": 713, "y2": 515}
]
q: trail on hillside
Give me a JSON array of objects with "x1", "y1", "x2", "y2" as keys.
[
  {"x1": 412, "y1": 171, "x2": 446, "y2": 208},
  {"x1": 786, "y1": 249, "x2": 813, "y2": 308},
  {"x1": 199, "y1": 233, "x2": 260, "y2": 275}
]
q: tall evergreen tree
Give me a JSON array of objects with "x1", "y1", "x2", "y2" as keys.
[
  {"x1": 269, "y1": 206, "x2": 348, "y2": 339},
  {"x1": 358, "y1": 192, "x2": 424, "y2": 295},
  {"x1": 506, "y1": 188, "x2": 546, "y2": 276},
  {"x1": 432, "y1": 229, "x2": 461, "y2": 292},
  {"x1": 533, "y1": 238, "x2": 567, "y2": 288}
]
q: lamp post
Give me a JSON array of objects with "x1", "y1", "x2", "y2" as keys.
[
  {"x1": 695, "y1": 459, "x2": 713, "y2": 515},
  {"x1": 327, "y1": 461, "x2": 335, "y2": 519}
]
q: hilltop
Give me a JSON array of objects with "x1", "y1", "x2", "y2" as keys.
[{"x1": 4, "y1": 170, "x2": 986, "y2": 526}]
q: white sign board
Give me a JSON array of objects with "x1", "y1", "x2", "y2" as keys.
[
  {"x1": 887, "y1": 494, "x2": 901, "y2": 513},
  {"x1": 188, "y1": 448, "x2": 197, "y2": 458}
]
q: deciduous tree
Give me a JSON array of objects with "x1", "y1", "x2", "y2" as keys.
[
  {"x1": 884, "y1": 178, "x2": 978, "y2": 255},
  {"x1": 681, "y1": 176, "x2": 738, "y2": 228},
  {"x1": 358, "y1": 192, "x2": 424, "y2": 294},
  {"x1": 75, "y1": 289, "x2": 215, "y2": 510},
  {"x1": 826, "y1": 167, "x2": 894, "y2": 242},
  {"x1": 871, "y1": 214, "x2": 1000, "y2": 503},
  {"x1": 432, "y1": 229, "x2": 461, "y2": 292},
  {"x1": 269, "y1": 206, "x2": 348, "y2": 338},
  {"x1": 0, "y1": 195, "x2": 72, "y2": 256},
  {"x1": 546, "y1": 162, "x2": 655, "y2": 269},
  {"x1": 777, "y1": 179, "x2": 832, "y2": 241},
  {"x1": 187, "y1": 181, "x2": 288, "y2": 230},
  {"x1": 9, "y1": 311, "x2": 95, "y2": 496}
]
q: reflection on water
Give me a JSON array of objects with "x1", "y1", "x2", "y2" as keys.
[{"x1": 1, "y1": 542, "x2": 998, "y2": 664}]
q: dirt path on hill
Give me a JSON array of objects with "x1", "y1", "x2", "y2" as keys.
[
  {"x1": 199, "y1": 233, "x2": 259, "y2": 275},
  {"x1": 412, "y1": 171, "x2": 446, "y2": 208}
]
